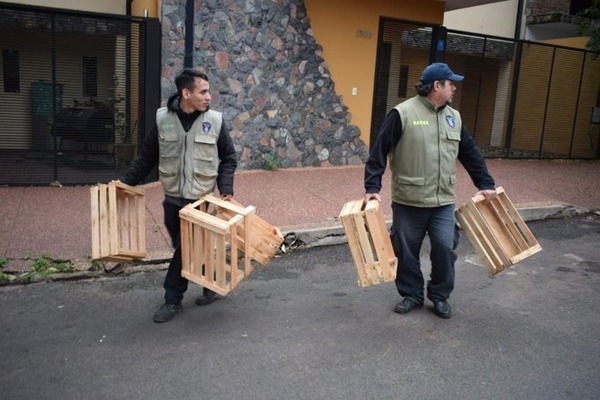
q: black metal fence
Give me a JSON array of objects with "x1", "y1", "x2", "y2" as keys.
[
  {"x1": 372, "y1": 19, "x2": 600, "y2": 160},
  {"x1": 0, "y1": 3, "x2": 160, "y2": 186}
]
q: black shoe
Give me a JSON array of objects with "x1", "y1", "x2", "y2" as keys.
[
  {"x1": 195, "y1": 288, "x2": 219, "y2": 307},
  {"x1": 153, "y1": 303, "x2": 182, "y2": 323},
  {"x1": 432, "y1": 300, "x2": 452, "y2": 319},
  {"x1": 394, "y1": 297, "x2": 423, "y2": 314}
]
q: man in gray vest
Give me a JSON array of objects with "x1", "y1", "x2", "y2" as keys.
[
  {"x1": 364, "y1": 63, "x2": 496, "y2": 319},
  {"x1": 120, "y1": 69, "x2": 237, "y2": 323}
]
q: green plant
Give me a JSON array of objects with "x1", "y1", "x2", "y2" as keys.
[
  {"x1": 90, "y1": 260, "x2": 105, "y2": 271},
  {"x1": 578, "y1": 0, "x2": 600, "y2": 55},
  {"x1": 262, "y1": 152, "x2": 283, "y2": 171},
  {"x1": 21, "y1": 256, "x2": 74, "y2": 281},
  {"x1": 0, "y1": 258, "x2": 13, "y2": 283}
]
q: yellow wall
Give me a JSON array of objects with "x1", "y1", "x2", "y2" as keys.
[
  {"x1": 131, "y1": 0, "x2": 160, "y2": 18},
  {"x1": 304, "y1": 0, "x2": 444, "y2": 145},
  {"x1": 541, "y1": 37, "x2": 591, "y2": 49}
]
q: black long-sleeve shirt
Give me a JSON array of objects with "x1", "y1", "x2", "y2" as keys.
[{"x1": 364, "y1": 108, "x2": 495, "y2": 195}]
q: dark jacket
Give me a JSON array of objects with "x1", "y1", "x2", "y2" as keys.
[{"x1": 120, "y1": 94, "x2": 238, "y2": 199}]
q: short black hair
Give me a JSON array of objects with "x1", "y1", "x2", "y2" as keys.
[{"x1": 175, "y1": 69, "x2": 209, "y2": 95}]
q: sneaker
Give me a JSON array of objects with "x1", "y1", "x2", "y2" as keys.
[
  {"x1": 195, "y1": 288, "x2": 219, "y2": 307},
  {"x1": 153, "y1": 303, "x2": 182, "y2": 323},
  {"x1": 393, "y1": 297, "x2": 423, "y2": 314}
]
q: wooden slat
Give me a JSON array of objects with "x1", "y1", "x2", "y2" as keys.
[
  {"x1": 339, "y1": 199, "x2": 398, "y2": 287},
  {"x1": 90, "y1": 186, "x2": 100, "y2": 260},
  {"x1": 456, "y1": 186, "x2": 542, "y2": 276}
]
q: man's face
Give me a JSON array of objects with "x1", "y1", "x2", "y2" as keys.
[
  {"x1": 437, "y1": 79, "x2": 457, "y2": 104},
  {"x1": 182, "y1": 77, "x2": 211, "y2": 112}
]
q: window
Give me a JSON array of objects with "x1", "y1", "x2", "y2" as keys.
[
  {"x1": 82, "y1": 56, "x2": 98, "y2": 98},
  {"x1": 3, "y1": 50, "x2": 20, "y2": 93},
  {"x1": 398, "y1": 64, "x2": 409, "y2": 98}
]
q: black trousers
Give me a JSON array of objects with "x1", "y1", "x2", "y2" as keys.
[{"x1": 162, "y1": 198, "x2": 194, "y2": 305}]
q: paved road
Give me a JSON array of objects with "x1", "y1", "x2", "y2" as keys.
[{"x1": 1, "y1": 214, "x2": 599, "y2": 400}]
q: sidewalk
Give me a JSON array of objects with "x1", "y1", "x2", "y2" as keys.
[{"x1": 1, "y1": 159, "x2": 599, "y2": 271}]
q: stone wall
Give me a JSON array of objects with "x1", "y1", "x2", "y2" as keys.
[
  {"x1": 526, "y1": 0, "x2": 571, "y2": 16},
  {"x1": 161, "y1": 0, "x2": 369, "y2": 169}
]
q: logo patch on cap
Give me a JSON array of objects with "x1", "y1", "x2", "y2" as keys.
[
  {"x1": 445, "y1": 115, "x2": 455, "y2": 128},
  {"x1": 203, "y1": 122, "x2": 212, "y2": 133}
]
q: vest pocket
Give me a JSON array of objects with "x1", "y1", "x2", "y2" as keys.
[
  {"x1": 192, "y1": 168, "x2": 218, "y2": 195},
  {"x1": 159, "y1": 166, "x2": 179, "y2": 194},
  {"x1": 397, "y1": 176, "x2": 425, "y2": 186}
]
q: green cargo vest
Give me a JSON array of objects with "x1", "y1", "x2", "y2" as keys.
[
  {"x1": 156, "y1": 107, "x2": 222, "y2": 200},
  {"x1": 390, "y1": 95, "x2": 462, "y2": 207}
]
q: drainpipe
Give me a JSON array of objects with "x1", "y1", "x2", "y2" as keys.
[
  {"x1": 514, "y1": 0, "x2": 525, "y2": 40},
  {"x1": 504, "y1": 0, "x2": 526, "y2": 157},
  {"x1": 184, "y1": 0, "x2": 194, "y2": 68}
]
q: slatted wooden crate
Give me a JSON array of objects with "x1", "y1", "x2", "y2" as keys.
[
  {"x1": 339, "y1": 199, "x2": 398, "y2": 287},
  {"x1": 215, "y1": 197, "x2": 284, "y2": 266},
  {"x1": 90, "y1": 181, "x2": 146, "y2": 261},
  {"x1": 455, "y1": 186, "x2": 542, "y2": 276},
  {"x1": 179, "y1": 195, "x2": 255, "y2": 296}
]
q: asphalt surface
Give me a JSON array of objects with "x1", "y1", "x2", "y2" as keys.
[{"x1": 1, "y1": 213, "x2": 599, "y2": 400}]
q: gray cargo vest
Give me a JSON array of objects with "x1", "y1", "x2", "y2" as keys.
[
  {"x1": 156, "y1": 108, "x2": 222, "y2": 200},
  {"x1": 390, "y1": 95, "x2": 461, "y2": 207}
]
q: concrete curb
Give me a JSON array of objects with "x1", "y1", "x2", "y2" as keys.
[
  {"x1": 282, "y1": 204, "x2": 590, "y2": 249},
  {"x1": 0, "y1": 204, "x2": 591, "y2": 285}
]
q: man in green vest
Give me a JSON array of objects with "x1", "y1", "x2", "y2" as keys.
[
  {"x1": 120, "y1": 69, "x2": 238, "y2": 323},
  {"x1": 364, "y1": 63, "x2": 496, "y2": 319}
]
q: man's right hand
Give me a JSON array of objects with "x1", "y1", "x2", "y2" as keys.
[{"x1": 364, "y1": 193, "x2": 381, "y2": 202}]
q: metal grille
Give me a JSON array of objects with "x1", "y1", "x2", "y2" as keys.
[
  {"x1": 371, "y1": 18, "x2": 600, "y2": 160},
  {"x1": 0, "y1": 3, "x2": 156, "y2": 186}
]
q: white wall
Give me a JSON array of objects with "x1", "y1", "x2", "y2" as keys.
[
  {"x1": 444, "y1": 0, "x2": 520, "y2": 39},
  {"x1": 10, "y1": 0, "x2": 126, "y2": 15}
]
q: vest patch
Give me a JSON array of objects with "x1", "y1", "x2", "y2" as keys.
[
  {"x1": 412, "y1": 120, "x2": 429, "y2": 125},
  {"x1": 445, "y1": 115, "x2": 456, "y2": 128},
  {"x1": 202, "y1": 122, "x2": 212, "y2": 133}
]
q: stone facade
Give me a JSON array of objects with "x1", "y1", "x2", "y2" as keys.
[
  {"x1": 161, "y1": 0, "x2": 369, "y2": 169},
  {"x1": 526, "y1": 0, "x2": 571, "y2": 16}
]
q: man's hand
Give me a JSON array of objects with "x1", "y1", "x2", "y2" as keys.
[
  {"x1": 475, "y1": 189, "x2": 497, "y2": 202},
  {"x1": 221, "y1": 194, "x2": 232, "y2": 201},
  {"x1": 364, "y1": 193, "x2": 381, "y2": 202}
]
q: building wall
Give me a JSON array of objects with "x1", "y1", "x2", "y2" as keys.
[
  {"x1": 304, "y1": 0, "x2": 444, "y2": 145},
  {"x1": 160, "y1": 0, "x2": 446, "y2": 168},
  {"x1": 526, "y1": 0, "x2": 571, "y2": 16},
  {"x1": 443, "y1": 0, "x2": 519, "y2": 38}
]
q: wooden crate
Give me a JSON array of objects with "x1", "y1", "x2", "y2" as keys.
[
  {"x1": 179, "y1": 195, "x2": 255, "y2": 296},
  {"x1": 339, "y1": 199, "x2": 398, "y2": 287},
  {"x1": 455, "y1": 186, "x2": 542, "y2": 276},
  {"x1": 90, "y1": 181, "x2": 146, "y2": 261},
  {"x1": 215, "y1": 197, "x2": 284, "y2": 266}
]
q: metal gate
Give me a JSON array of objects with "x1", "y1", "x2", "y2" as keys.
[
  {"x1": 371, "y1": 18, "x2": 600, "y2": 160},
  {"x1": 0, "y1": 3, "x2": 160, "y2": 186}
]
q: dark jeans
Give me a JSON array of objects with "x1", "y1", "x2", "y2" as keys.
[
  {"x1": 390, "y1": 203, "x2": 459, "y2": 303},
  {"x1": 162, "y1": 198, "x2": 195, "y2": 305}
]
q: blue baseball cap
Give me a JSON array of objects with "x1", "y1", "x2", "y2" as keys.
[{"x1": 419, "y1": 63, "x2": 464, "y2": 85}]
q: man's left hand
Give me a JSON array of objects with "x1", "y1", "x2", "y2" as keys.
[{"x1": 475, "y1": 189, "x2": 497, "y2": 202}]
